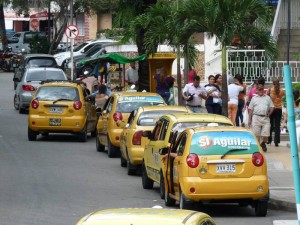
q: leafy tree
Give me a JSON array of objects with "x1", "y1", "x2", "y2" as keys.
[{"x1": 177, "y1": 0, "x2": 278, "y2": 116}]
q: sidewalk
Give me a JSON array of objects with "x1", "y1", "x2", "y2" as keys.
[{"x1": 266, "y1": 141, "x2": 298, "y2": 212}]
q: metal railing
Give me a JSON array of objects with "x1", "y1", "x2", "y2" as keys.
[{"x1": 227, "y1": 49, "x2": 300, "y2": 83}]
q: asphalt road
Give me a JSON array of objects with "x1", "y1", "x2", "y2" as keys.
[{"x1": 0, "y1": 72, "x2": 296, "y2": 225}]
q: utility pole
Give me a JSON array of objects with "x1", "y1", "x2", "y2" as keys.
[{"x1": 70, "y1": 0, "x2": 74, "y2": 80}]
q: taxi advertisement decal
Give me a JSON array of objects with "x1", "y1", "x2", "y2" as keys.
[
  {"x1": 118, "y1": 96, "x2": 163, "y2": 103},
  {"x1": 190, "y1": 131, "x2": 259, "y2": 155}
]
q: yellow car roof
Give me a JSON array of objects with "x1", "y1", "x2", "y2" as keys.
[
  {"x1": 139, "y1": 105, "x2": 191, "y2": 112},
  {"x1": 191, "y1": 126, "x2": 251, "y2": 133},
  {"x1": 161, "y1": 113, "x2": 233, "y2": 125},
  {"x1": 114, "y1": 92, "x2": 163, "y2": 97},
  {"x1": 78, "y1": 208, "x2": 214, "y2": 225}
]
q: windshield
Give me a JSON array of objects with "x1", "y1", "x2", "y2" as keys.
[
  {"x1": 26, "y1": 70, "x2": 66, "y2": 81},
  {"x1": 138, "y1": 110, "x2": 187, "y2": 126},
  {"x1": 74, "y1": 43, "x2": 88, "y2": 52},
  {"x1": 117, "y1": 96, "x2": 164, "y2": 113},
  {"x1": 171, "y1": 122, "x2": 232, "y2": 133},
  {"x1": 86, "y1": 45, "x2": 104, "y2": 57},
  {"x1": 190, "y1": 131, "x2": 259, "y2": 155},
  {"x1": 27, "y1": 58, "x2": 57, "y2": 67},
  {"x1": 35, "y1": 87, "x2": 79, "y2": 101}
]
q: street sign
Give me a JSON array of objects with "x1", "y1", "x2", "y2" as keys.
[{"x1": 65, "y1": 24, "x2": 79, "y2": 39}]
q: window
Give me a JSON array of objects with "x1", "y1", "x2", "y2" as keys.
[
  {"x1": 106, "y1": 97, "x2": 114, "y2": 112},
  {"x1": 159, "y1": 120, "x2": 169, "y2": 140},
  {"x1": 36, "y1": 87, "x2": 79, "y2": 101},
  {"x1": 153, "y1": 121, "x2": 163, "y2": 141},
  {"x1": 76, "y1": 14, "x2": 85, "y2": 36},
  {"x1": 175, "y1": 133, "x2": 187, "y2": 156}
]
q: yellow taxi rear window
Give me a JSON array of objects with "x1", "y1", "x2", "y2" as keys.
[
  {"x1": 117, "y1": 96, "x2": 164, "y2": 113},
  {"x1": 35, "y1": 86, "x2": 79, "y2": 101},
  {"x1": 190, "y1": 131, "x2": 259, "y2": 155}
]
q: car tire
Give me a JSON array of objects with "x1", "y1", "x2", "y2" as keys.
[
  {"x1": 41, "y1": 132, "x2": 49, "y2": 137},
  {"x1": 96, "y1": 132, "x2": 105, "y2": 152},
  {"x1": 78, "y1": 124, "x2": 88, "y2": 142},
  {"x1": 107, "y1": 138, "x2": 118, "y2": 158},
  {"x1": 255, "y1": 201, "x2": 268, "y2": 217},
  {"x1": 142, "y1": 163, "x2": 153, "y2": 189},
  {"x1": 159, "y1": 172, "x2": 165, "y2": 199},
  {"x1": 127, "y1": 160, "x2": 136, "y2": 176},
  {"x1": 180, "y1": 191, "x2": 190, "y2": 210},
  {"x1": 19, "y1": 106, "x2": 26, "y2": 114},
  {"x1": 120, "y1": 154, "x2": 127, "y2": 167},
  {"x1": 82, "y1": 66, "x2": 93, "y2": 76},
  {"x1": 14, "y1": 95, "x2": 19, "y2": 110},
  {"x1": 164, "y1": 189, "x2": 176, "y2": 206},
  {"x1": 28, "y1": 127, "x2": 37, "y2": 141}
]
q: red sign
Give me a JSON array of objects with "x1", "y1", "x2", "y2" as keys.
[
  {"x1": 30, "y1": 19, "x2": 39, "y2": 31},
  {"x1": 30, "y1": 11, "x2": 48, "y2": 18}
]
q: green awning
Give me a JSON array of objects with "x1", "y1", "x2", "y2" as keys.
[{"x1": 81, "y1": 53, "x2": 147, "y2": 65}]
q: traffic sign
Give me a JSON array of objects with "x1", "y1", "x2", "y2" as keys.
[{"x1": 65, "y1": 24, "x2": 79, "y2": 39}]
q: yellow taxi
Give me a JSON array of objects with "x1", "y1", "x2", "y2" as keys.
[
  {"x1": 96, "y1": 92, "x2": 165, "y2": 158},
  {"x1": 119, "y1": 105, "x2": 192, "y2": 175},
  {"x1": 28, "y1": 81, "x2": 97, "y2": 142},
  {"x1": 76, "y1": 208, "x2": 216, "y2": 225},
  {"x1": 162, "y1": 126, "x2": 269, "y2": 217},
  {"x1": 142, "y1": 113, "x2": 233, "y2": 198}
]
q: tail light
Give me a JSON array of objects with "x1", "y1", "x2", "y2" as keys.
[
  {"x1": 186, "y1": 154, "x2": 199, "y2": 168},
  {"x1": 73, "y1": 101, "x2": 82, "y2": 110},
  {"x1": 31, "y1": 99, "x2": 39, "y2": 109},
  {"x1": 113, "y1": 111, "x2": 123, "y2": 122},
  {"x1": 252, "y1": 152, "x2": 264, "y2": 167},
  {"x1": 132, "y1": 130, "x2": 143, "y2": 145},
  {"x1": 22, "y1": 85, "x2": 35, "y2": 91}
]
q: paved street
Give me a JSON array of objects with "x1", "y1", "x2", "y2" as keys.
[{"x1": 0, "y1": 72, "x2": 297, "y2": 225}]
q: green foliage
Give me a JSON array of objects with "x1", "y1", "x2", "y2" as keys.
[{"x1": 29, "y1": 35, "x2": 51, "y2": 54}]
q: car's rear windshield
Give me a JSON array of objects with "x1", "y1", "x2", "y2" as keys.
[
  {"x1": 172, "y1": 122, "x2": 232, "y2": 133},
  {"x1": 35, "y1": 87, "x2": 79, "y2": 101},
  {"x1": 27, "y1": 58, "x2": 57, "y2": 67},
  {"x1": 26, "y1": 70, "x2": 66, "y2": 81},
  {"x1": 117, "y1": 96, "x2": 164, "y2": 113},
  {"x1": 138, "y1": 110, "x2": 186, "y2": 126},
  {"x1": 190, "y1": 131, "x2": 259, "y2": 155}
]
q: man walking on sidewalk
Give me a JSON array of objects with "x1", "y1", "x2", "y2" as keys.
[{"x1": 248, "y1": 84, "x2": 274, "y2": 152}]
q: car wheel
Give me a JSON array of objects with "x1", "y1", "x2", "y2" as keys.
[
  {"x1": 14, "y1": 95, "x2": 20, "y2": 110},
  {"x1": 28, "y1": 127, "x2": 37, "y2": 141},
  {"x1": 78, "y1": 124, "x2": 88, "y2": 142},
  {"x1": 159, "y1": 172, "x2": 165, "y2": 199},
  {"x1": 120, "y1": 154, "x2": 127, "y2": 167},
  {"x1": 127, "y1": 160, "x2": 136, "y2": 176},
  {"x1": 107, "y1": 138, "x2": 119, "y2": 158},
  {"x1": 96, "y1": 132, "x2": 105, "y2": 152},
  {"x1": 255, "y1": 201, "x2": 268, "y2": 217},
  {"x1": 180, "y1": 191, "x2": 190, "y2": 210},
  {"x1": 165, "y1": 189, "x2": 176, "y2": 206},
  {"x1": 142, "y1": 163, "x2": 153, "y2": 189},
  {"x1": 82, "y1": 66, "x2": 93, "y2": 76},
  {"x1": 19, "y1": 106, "x2": 26, "y2": 114}
]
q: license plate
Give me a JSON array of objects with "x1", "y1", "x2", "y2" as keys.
[
  {"x1": 50, "y1": 107, "x2": 62, "y2": 114},
  {"x1": 49, "y1": 118, "x2": 61, "y2": 126},
  {"x1": 216, "y1": 164, "x2": 236, "y2": 173}
]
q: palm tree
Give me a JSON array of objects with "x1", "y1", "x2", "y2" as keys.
[{"x1": 177, "y1": 0, "x2": 278, "y2": 116}]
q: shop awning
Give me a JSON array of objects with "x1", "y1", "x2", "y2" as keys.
[{"x1": 81, "y1": 53, "x2": 147, "y2": 65}]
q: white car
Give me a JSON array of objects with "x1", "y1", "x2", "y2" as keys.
[{"x1": 54, "y1": 38, "x2": 116, "y2": 67}]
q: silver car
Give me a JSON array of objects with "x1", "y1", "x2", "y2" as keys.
[{"x1": 13, "y1": 67, "x2": 67, "y2": 114}]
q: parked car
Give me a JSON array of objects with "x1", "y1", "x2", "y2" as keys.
[
  {"x1": 96, "y1": 92, "x2": 166, "y2": 158},
  {"x1": 13, "y1": 67, "x2": 67, "y2": 113},
  {"x1": 119, "y1": 105, "x2": 192, "y2": 175},
  {"x1": 76, "y1": 208, "x2": 216, "y2": 225},
  {"x1": 13, "y1": 54, "x2": 58, "y2": 89},
  {"x1": 54, "y1": 38, "x2": 116, "y2": 67},
  {"x1": 28, "y1": 81, "x2": 97, "y2": 142},
  {"x1": 161, "y1": 126, "x2": 269, "y2": 217},
  {"x1": 142, "y1": 113, "x2": 233, "y2": 195}
]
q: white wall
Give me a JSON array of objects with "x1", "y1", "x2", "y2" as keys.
[{"x1": 204, "y1": 34, "x2": 222, "y2": 78}]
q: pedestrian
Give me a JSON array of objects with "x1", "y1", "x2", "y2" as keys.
[
  {"x1": 182, "y1": 75, "x2": 207, "y2": 113},
  {"x1": 204, "y1": 75, "x2": 222, "y2": 114},
  {"x1": 268, "y1": 79, "x2": 285, "y2": 146},
  {"x1": 154, "y1": 67, "x2": 174, "y2": 105},
  {"x1": 248, "y1": 84, "x2": 274, "y2": 152},
  {"x1": 125, "y1": 62, "x2": 139, "y2": 89},
  {"x1": 228, "y1": 74, "x2": 244, "y2": 125},
  {"x1": 95, "y1": 84, "x2": 109, "y2": 110},
  {"x1": 235, "y1": 74, "x2": 247, "y2": 126},
  {"x1": 188, "y1": 66, "x2": 197, "y2": 83},
  {"x1": 244, "y1": 77, "x2": 265, "y2": 109},
  {"x1": 214, "y1": 74, "x2": 223, "y2": 114}
]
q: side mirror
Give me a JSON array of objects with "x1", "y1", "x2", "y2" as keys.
[
  {"x1": 125, "y1": 123, "x2": 130, "y2": 128},
  {"x1": 159, "y1": 147, "x2": 169, "y2": 155},
  {"x1": 13, "y1": 77, "x2": 20, "y2": 82}
]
